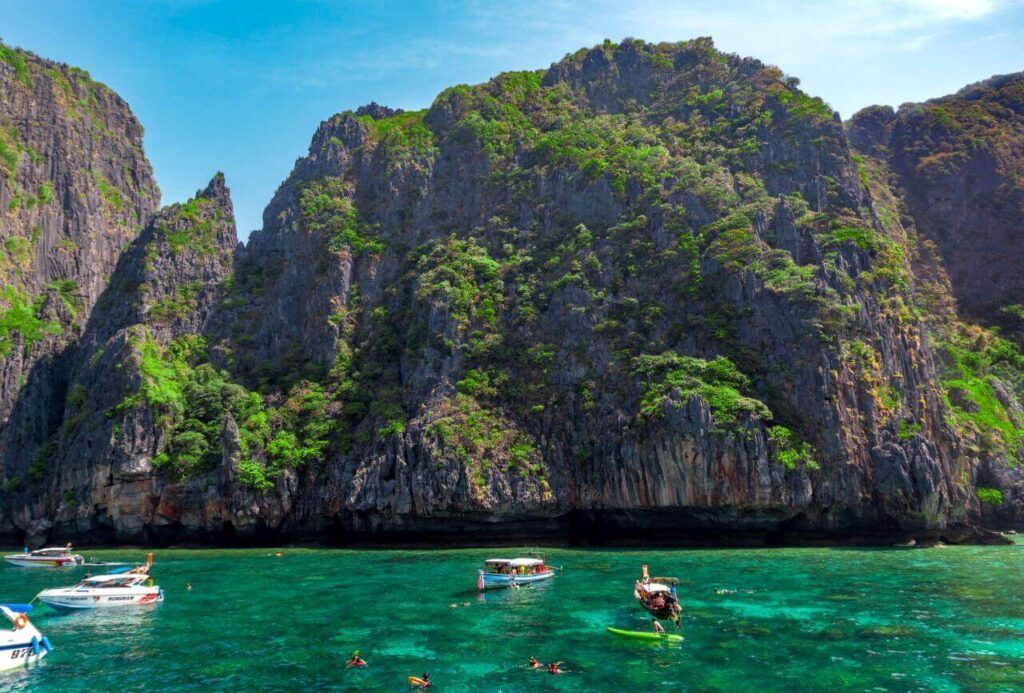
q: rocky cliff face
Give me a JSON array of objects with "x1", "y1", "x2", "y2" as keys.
[
  {"x1": 849, "y1": 74, "x2": 1024, "y2": 330},
  {"x1": 0, "y1": 43, "x2": 158, "y2": 497},
  {"x1": 1, "y1": 38, "x2": 1022, "y2": 546},
  {"x1": 848, "y1": 72, "x2": 1024, "y2": 532}
]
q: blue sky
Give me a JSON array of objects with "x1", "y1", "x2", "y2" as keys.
[{"x1": 2, "y1": 0, "x2": 1022, "y2": 238}]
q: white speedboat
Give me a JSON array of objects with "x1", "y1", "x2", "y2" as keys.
[
  {"x1": 0, "y1": 604, "x2": 52, "y2": 671},
  {"x1": 477, "y1": 555, "x2": 555, "y2": 590},
  {"x1": 4, "y1": 546, "x2": 84, "y2": 568},
  {"x1": 36, "y1": 560, "x2": 163, "y2": 610}
]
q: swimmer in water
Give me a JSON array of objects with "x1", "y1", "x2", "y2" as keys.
[
  {"x1": 547, "y1": 662, "x2": 563, "y2": 675},
  {"x1": 528, "y1": 656, "x2": 542, "y2": 669},
  {"x1": 348, "y1": 651, "x2": 366, "y2": 668}
]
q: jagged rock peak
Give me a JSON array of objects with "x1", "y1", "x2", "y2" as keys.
[
  {"x1": 540, "y1": 36, "x2": 766, "y2": 94},
  {"x1": 354, "y1": 102, "x2": 403, "y2": 119},
  {"x1": 199, "y1": 171, "x2": 229, "y2": 202}
]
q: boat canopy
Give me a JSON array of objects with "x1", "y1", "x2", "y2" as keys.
[
  {"x1": 641, "y1": 583, "x2": 672, "y2": 593},
  {"x1": 32, "y1": 547, "x2": 72, "y2": 556},
  {"x1": 484, "y1": 557, "x2": 544, "y2": 566},
  {"x1": 0, "y1": 604, "x2": 32, "y2": 614},
  {"x1": 509, "y1": 558, "x2": 544, "y2": 566}
]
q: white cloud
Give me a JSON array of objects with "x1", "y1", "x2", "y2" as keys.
[{"x1": 904, "y1": 0, "x2": 997, "y2": 20}]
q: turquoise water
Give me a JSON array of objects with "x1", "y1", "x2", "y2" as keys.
[{"x1": 1, "y1": 540, "x2": 1023, "y2": 691}]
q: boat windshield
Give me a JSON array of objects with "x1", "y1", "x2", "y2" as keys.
[
  {"x1": 79, "y1": 576, "x2": 142, "y2": 588},
  {"x1": 33, "y1": 548, "x2": 71, "y2": 556}
]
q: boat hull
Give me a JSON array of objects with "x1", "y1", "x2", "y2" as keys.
[
  {"x1": 0, "y1": 643, "x2": 47, "y2": 671},
  {"x1": 479, "y1": 570, "x2": 554, "y2": 589},
  {"x1": 37, "y1": 588, "x2": 163, "y2": 609},
  {"x1": 0, "y1": 619, "x2": 49, "y2": 672},
  {"x1": 634, "y1": 588, "x2": 680, "y2": 620}
]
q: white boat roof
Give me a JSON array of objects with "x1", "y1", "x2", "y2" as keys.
[
  {"x1": 642, "y1": 583, "x2": 672, "y2": 593},
  {"x1": 34, "y1": 547, "x2": 73, "y2": 554},
  {"x1": 484, "y1": 557, "x2": 544, "y2": 566}
]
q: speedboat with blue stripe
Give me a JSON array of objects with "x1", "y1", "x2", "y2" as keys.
[{"x1": 0, "y1": 604, "x2": 51, "y2": 672}]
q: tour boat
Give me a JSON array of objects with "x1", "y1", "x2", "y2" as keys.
[
  {"x1": 36, "y1": 556, "x2": 162, "y2": 609},
  {"x1": 0, "y1": 604, "x2": 52, "y2": 671},
  {"x1": 477, "y1": 555, "x2": 555, "y2": 590},
  {"x1": 4, "y1": 546, "x2": 84, "y2": 568},
  {"x1": 634, "y1": 565, "x2": 681, "y2": 621}
]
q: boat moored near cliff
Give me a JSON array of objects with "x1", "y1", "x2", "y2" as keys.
[
  {"x1": 4, "y1": 546, "x2": 84, "y2": 569},
  {"x1": 634, "y1": 565, "x2": 681, "y2": 623},
  {"x1": 36, "y1": 556, "x2": 162, "y2": 609},
  {"x1": 477, "y1": 556, "x2": 555, "y2": 590}
]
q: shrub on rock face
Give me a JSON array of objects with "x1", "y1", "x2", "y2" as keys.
[
  {"x1": 976, "y1": 487, "x2": 1004, "y2": 505},
  {"x1": 633, "y1": 352, "x2": 772, "y2": 423}
]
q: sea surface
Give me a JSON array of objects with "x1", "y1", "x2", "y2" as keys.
[{"x1": 0, "y1": 539, "x2": 1023, "y2": 691}]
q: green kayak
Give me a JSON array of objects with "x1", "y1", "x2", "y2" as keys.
[{"x1": 606, "y1": 627, "x2": 684, "y2": 642}]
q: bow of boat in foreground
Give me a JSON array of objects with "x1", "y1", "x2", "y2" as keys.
[{"x1": 0, "y1": 604, "x2": 52, "y2": 671}]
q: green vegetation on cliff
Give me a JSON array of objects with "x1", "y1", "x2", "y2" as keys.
[
  {"x1": 633, "y1": 352, "x2": 772, "y2": 423},
  {"x1": 936, "y1": 325, "x2": 1024, "y2": 459},
  {"x1": 153, "y1": 196, "x2": 220, "y2": 255},
  {"x1": 299, "y1": 177, "x2": 384, "y2": 254},
  {"x1": 0, "y1": 286, "x2": 61, "y2": 357},
  {"x1": 116, "y1": 331, "x2": 337, "y2": 488}
]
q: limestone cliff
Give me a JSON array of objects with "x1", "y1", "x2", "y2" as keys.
[
  {"x1": 0, "y1": 42, "x2": 158, "y2": 495},
  {"x1": 2, "y1": 38, "x2": 1022, "y2": 546}
]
